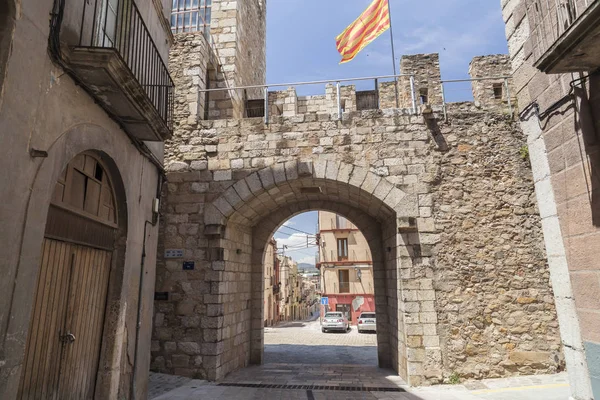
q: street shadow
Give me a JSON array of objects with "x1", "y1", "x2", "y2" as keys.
[
  {"x1": 425, "y1": 118, "x2": 449, "y2": 152},
  {"x1": 264, "y1": 344, "x2": 378, "y2": 365},
  {"x1": 272, "y1": 322, "x2": 307, "y2": 328}
]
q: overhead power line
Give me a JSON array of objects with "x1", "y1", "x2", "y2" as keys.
[{"x1": 277, "y1": 224, "x2": 316, "y2": 236}]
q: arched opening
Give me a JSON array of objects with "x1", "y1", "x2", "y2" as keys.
[
  {"x1": 200, "y1": 160, "x2": 411, "y2": 382},
  {"x1": 0, "y1": 0, "x2": 16, "y2": 97},
  {"x1": 258, "y1": 210, "x2": 380, "y2": 373},
  {"x1": 17, "y1": 151, "x2": 129, "y2": 399}
]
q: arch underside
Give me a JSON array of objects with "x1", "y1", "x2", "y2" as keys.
[{"x1": 206, "y1": 160, "x2": 409, "y2": 381}]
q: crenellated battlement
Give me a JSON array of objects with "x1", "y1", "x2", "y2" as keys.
[{"x1": 169, "y1": 32, "x2": 516, "y2": 128}]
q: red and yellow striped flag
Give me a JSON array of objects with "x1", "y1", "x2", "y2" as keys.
[{"x1": 336, "y1": 0, "x2": 391, "y2": 64}]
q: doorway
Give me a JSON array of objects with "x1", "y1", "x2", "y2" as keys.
[{"x1": 17, "y1": 153, "x2": 118, "y2": 400}]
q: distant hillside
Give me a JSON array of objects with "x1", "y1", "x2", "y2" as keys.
[{"x1": 298, "y1": 263, "x2": 318, "y2": 272}]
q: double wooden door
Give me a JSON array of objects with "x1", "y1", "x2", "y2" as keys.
[{"x1": 18, "y1": 238, "x2": 112, "y2": 400}]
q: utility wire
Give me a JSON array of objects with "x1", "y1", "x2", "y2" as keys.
[
  {"x1": 277, "y1": 224, "x2": 316, "y2": 236},
  {"x1": 274, "y1": 229, "x2": 316, "y2": 238},
  {"x1": 277, "y1": 246, "x2": 318, "y2": 254}
]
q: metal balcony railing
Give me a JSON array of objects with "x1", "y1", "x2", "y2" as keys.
[
  {"x1": 78, "y1": 0, "x2": 174, "y2": 131},
  {"x1": 339, "y1": 282, "x2": 350, "y2": 293}
]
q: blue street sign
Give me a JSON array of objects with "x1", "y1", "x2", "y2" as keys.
[{"x1": 321, "y1": 297, "x2": 329, "y2": 305}]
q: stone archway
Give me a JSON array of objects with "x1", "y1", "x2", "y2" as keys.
[{"x1": 192, "y1": 159, "x2": 439, "y2": 383}]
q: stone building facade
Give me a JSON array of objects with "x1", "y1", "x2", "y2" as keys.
[
  {"x1": 263, "y1": 240, "x2": 277, "y2": 326},
  {"x1": 278, "y1": 255, "x2": 300, "y2": 321},
  {"x1": 0, "y1": 0, "x2": 172, "y2": 399},
  {"x1": 501, "y1": 0, "x2": 600, "y2": 398},
  {"x1": 318, "y1": 211, "x2": 376, "y2": 325}
]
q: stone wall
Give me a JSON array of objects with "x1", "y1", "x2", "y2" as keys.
[
  {"x1": 433, "y1": 109, "x2": 561, "y2": 379},
  {"x1": 235, "y1": 0, "x2": 266, "y2": 99},
  {"x1": 152, "y1": 104, "x2": 561, "y2": 384},
  {"x1": 208, "y1": 0, "x2": 266, "y2": 118},
  {"x1": 169, "y1": 32, "x2": 211, "y2": 131},
  {"x1": 469, "y1": 55, "x2": 515, "y2": 111}
]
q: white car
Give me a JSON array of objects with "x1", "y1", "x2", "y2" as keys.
[
  {"x1": 357, "y1": 312, "x2": 376, "y2": 333},
  {"x1": 321, "y1": 312, "x2": 350, "y2": 333}
]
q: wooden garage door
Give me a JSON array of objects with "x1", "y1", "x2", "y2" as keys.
[{"x1": 18, "y1": 238, "x2": 112, "y2": 400}]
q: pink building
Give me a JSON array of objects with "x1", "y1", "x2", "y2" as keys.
[{"x1": 317, "y1": 211, "x2": 375, "y2": 324}]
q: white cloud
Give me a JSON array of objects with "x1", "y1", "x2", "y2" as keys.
[
  {"x1": 273, "y1": 233, "x2": 318, "y2": 265},
  {"x1": 275, "y1": 233, "x2": 312, "y2": 249}
]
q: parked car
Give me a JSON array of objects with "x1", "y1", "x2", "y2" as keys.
[
  {"x1": 357, "y1": 312, "x2": 376, "y2": 333},
  {"x1": 321, "y1": 312, "x2": 350, "y2": 333}
]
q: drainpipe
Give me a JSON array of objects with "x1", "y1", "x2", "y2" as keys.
[{"x1": 131, "y1": 174, "x2": 162, "y2": 399}]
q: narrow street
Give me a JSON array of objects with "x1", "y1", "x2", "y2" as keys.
[{"x1": 148, "y1": 319, "x2": 571, "y2": 400}]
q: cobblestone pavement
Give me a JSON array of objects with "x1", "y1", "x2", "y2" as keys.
[
  {"x1": 149, "y1": 319, "x2": 571, "y2": 400},
  {"x1": 263, "y1": 319, "x2": 378, "y2": 365}
]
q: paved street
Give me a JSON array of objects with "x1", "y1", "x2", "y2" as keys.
[
  {"x1": 148, "y1": 319, "x2": 571, "y2": 400},
  {"x1": 264, "y1": 318, "x2": 378, "y2": 365}
]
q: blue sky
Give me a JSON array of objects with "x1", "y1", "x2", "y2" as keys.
[
  {"x1": 269, "y1": 1, "x2": 509, "y2": 264},
  {"x1": 266, "y1": 0, "x2": 509, "y2": 101},
  {"x1": 273, "y1": 212, "x2": 320, "y2": 266}
]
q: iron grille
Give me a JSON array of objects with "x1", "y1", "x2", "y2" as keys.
[
  {"x1": 356, "y1": 90, "x2": 378, "y2": 110},
  {"x1": 246, "y1": 99, "x2": 265, "y2": 118},
  {"x1": 78, "y1": 0, "x2": 174, "y2": 131},
  {"x1": 217, "y1": 383, "x2": 405, "y2": 392}
]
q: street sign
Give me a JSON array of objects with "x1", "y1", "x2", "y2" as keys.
[
  {"x1": 321, "y1": 297, "x2": 328, "y2": 305},
  {"x1": 165, "y1": 249, "x2": 184, "y2": 258},
  {"x1": 183, "y1": 261, "x2": 195, "y2": 270}
]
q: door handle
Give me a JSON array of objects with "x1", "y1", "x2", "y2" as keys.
[{"x1": 60, "y1": 332, "x2": 76, "y2": 344}]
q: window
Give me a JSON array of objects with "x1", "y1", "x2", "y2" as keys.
[
  {"x1": 97, "y1": 0, "x2": 120, "y2": 47},
  {"x1": 337, "y1": 238, "x2": 348, "y2": 261},
  {"x1": 419, "y1": 88, "x2": 429, "y2": 104},
  {"x1": 338, "y1": 270, "x2": 350, "y2": 293},
  {"x1": 493, "y1": 83, "x2": 503, "y2": 100},
  {"x1": 558, "y1": 0, "x2": 577, "y2": 30},
  {"x1": 52, "y1": 154, "x2": 117, "y2": 225},
  {"x1": 171, "y1": 0, "x2": 212, "y2": 36}
]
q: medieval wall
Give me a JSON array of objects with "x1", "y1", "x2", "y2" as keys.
[{"x1": 433, "y1": 109, "x2": 561, "y2": 379}]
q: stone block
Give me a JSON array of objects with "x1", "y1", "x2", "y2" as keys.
[
  {"x1": 178, "y1": 342, "x2": 202, "y2": 355},
  {"x1": 214, "y1": 170, "x2": 232, "y2": 181},
  {"x1": 171, "y1": 354, "x2": 190, "y2": 368},
  {"x1": 508, "y1": 351, "x2": 553, "y2": 366}
]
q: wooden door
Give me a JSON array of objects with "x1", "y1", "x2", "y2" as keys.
[
  {"x1": 338, "y1": 269, "x2": 350, "y2": 293},
  {"x1": 18, "y1": 239, "x2": 112, "y2": 400}
]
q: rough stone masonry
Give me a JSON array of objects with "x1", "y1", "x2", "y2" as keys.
[{"x1": 151, "y1": 53, "x2": 562, "y2": 386}]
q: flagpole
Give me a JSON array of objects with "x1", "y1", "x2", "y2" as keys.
[{"x1": 386, "y1": 0, "x2": 400, "y2": 108}]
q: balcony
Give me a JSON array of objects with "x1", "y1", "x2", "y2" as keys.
[
  {"x1": 66, "y1": 0, "x2": 174, "y2": 141},
  {"x1": 534, "y1": 1, "x2": 600, "y2": 73}
]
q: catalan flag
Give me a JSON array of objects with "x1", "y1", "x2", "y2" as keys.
[{"x1": 336, "y1": 0, "x2": 391, "y2": 64}]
